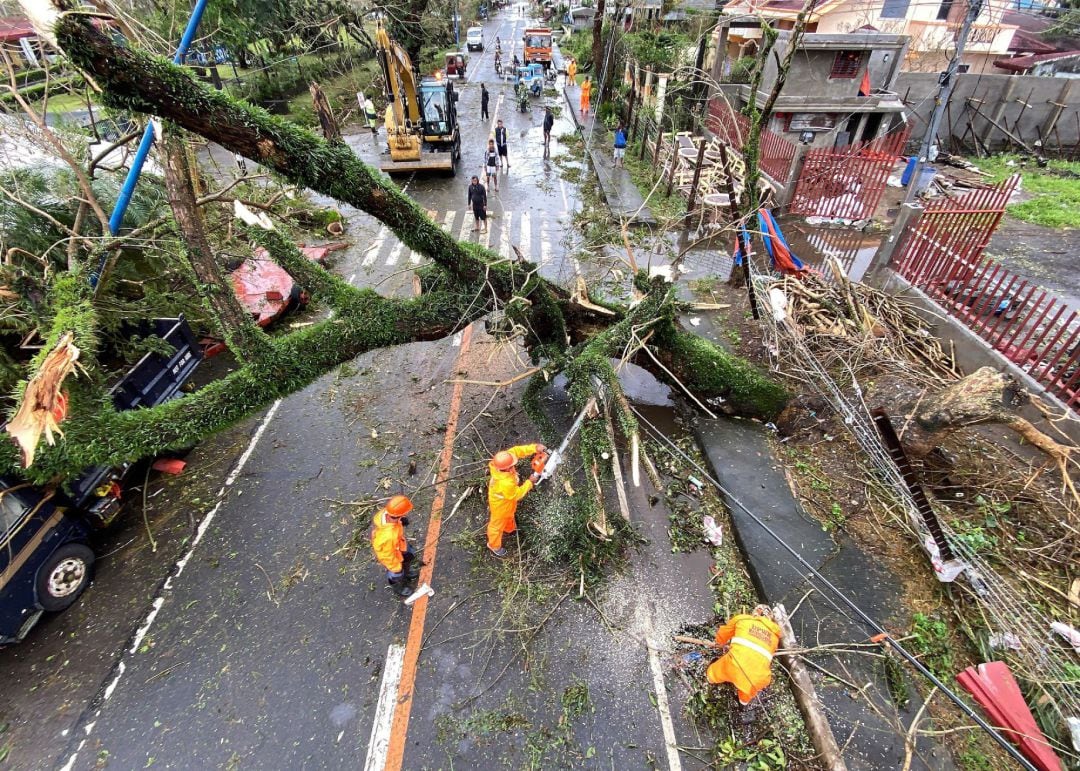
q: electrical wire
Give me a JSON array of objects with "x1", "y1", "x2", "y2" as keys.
[{"x1": 630, "y1": 407, "x2": 1043, "y2": 770}]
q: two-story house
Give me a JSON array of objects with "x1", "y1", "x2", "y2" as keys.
[
  {"x1": 709, "y1": 26, "x2": 909, "y2": 148},
  {"x1": 717, "y1": 0, "x2": 1018, "y2": 75}
]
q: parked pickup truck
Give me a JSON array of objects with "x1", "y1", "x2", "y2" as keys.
[{"x1": 0, "y1": 317, "x2": 201, "y2": 644}]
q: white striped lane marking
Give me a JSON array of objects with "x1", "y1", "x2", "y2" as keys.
[
  {"x1": 363, "y1": 227, "x2": 388, "y2": 267},
  {"x1": 362, "y1": 643, "x2": 406, "y2": 771},
  {"x1": 519, "y1": 211, "x2": 531, "y2": 262},
  {"x1": 385, "y1": 241, "x2": 406, "y2": 266},
  {"x1": 500, "y1": 211, "x2": 513, "y2": 258}
]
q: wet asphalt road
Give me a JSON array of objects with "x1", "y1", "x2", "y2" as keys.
[{"x1": 0, "y1": 9, "x2": 721, "y2": 771}]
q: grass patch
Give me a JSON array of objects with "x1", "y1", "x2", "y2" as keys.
[
  {"x1": 972, "y1": 154, "x2": 1080, "y2": 229},
  {"x1": 623, "y1": 139, "x2": 687, "y2": 226}
]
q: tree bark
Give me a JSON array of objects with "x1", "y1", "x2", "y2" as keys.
[
  {"x1": 592, "y1": 0, "x2": 606, "y2": 74},
  {"x1": 161, "y1": 129, "x2": 272, "y2": 362},
  {"x1": 309, "y1": 82, "x2": 340, "y2": 143}
]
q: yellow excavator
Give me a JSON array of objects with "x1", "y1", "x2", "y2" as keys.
[{"x1": 375, "y1": 23, "x2": 462, "y2": 174}]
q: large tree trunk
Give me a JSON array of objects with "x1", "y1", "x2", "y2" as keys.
[
  {"x1": 161, "y1": 129, "x2": 272, "y2": 362},
  {"x1": 3, "y1": 6, "x2": 789, "y2": 483},
  {"x1": 592, "y1": 0, "x2": 606, "y2": 75}
]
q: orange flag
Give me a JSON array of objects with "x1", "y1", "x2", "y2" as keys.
[{"x1": 859, "y1": 70, "x2": 871, "y2": 97}]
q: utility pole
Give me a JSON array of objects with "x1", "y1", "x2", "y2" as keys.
[{"x1": 903, "y1": 0, "x2": 984, "y2": 203}]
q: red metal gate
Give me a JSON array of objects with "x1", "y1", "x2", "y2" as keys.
[
  {"x1": 893, "y1": 175, "x2": 1080, "y2": 411},
  {"x1": 789, "y1": 128, "x2": 910, "y2": 221}
]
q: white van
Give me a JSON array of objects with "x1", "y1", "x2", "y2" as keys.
[{"x1": 466, "y1": 27, "x2": 484, "y2": 51}]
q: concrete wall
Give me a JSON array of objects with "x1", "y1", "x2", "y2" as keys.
[{"x1": 896, "y1": 71, "x2": 1080, "y2": 152}]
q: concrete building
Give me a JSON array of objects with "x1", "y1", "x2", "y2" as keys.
[
  {"x1": 709, "y1": 27, "x2": 909, "y2": 147},
  {"x1": 717, "y1": 0, "x2": 1017, "y2": 75},
  {"x1": 0, "y1": 16, "x2": 44, "y2": 68}
]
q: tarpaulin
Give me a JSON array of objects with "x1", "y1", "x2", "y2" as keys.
[
  {"x1": 956, "y1": 661, "x2": 1063, "y2": 771},
  {"x1": 757, "y1": 209, "x2": 805, "y2": 275}
]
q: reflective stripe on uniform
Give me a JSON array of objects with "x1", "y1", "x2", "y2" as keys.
[{"x1": 731, "y1": 636, "x2": 775, "y2": 662}]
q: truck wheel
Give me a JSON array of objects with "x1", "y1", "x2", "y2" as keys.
[{"x1": 37, "y1": 543, "x2": 95, "y2": 612}]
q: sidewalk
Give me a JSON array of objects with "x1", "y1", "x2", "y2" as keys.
[
  {"x1": 564, "y1": 84, "x2": 657, "y2": 226},
  {"x1": 694, "y1": 417, "x2": 955, "y2": 771}
]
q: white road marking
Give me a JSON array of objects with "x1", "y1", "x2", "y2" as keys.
[
  {"x1": 59, "y1": 399, "x2": 284, "y2": 771},
  {"x1": 458, "y1": 210, "x2": 474, "y2": 240},
  {"x1": 363, "y1": 227, "x2": 389, "y2": 267},
  {"x1": 442, "y1": 210, "x2": 455, "y2": 230},
  {"x1": 385, "y1": 241, "x2": 406, "y2": 266},
  {"x1": 363, "y1": 643, "x2": 406, "y2": 771},
  {"x1": 519, "y1": 211, "x2": 531, "y2": 261},
  {"x1": 348, "y1": 273, "x2": 356, "y2": 284},
  {"x1": 500, "y1": 211, "x2": 514, "y2": 258},
  {"x1": 560, "y1": 178, "x2": 570, "y2": 213},
  {"x1": 452, "y1": 330, "x2": 464, "y2": 347},
  {"x1": 540, "y1": 221, "x2": 552, "y2": 266},
  {"x1": 409, "y1": 250, "x2": 422, "y2": 265},
  {"x1": 647, "y1": 636, "x2": 684, "y2": 771}
]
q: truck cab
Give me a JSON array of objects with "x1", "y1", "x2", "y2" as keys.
[
  {"x1": 523, "y1": 27, "x2": 553, "y2": 69},
  {"x1": 0, "y1": 317, "x2": 201, "y2": 644}
]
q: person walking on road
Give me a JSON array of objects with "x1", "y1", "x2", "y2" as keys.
[
  {"x1": 371, "y1": 495, "x2": 419, "y2": 597},
  {"x1": 481, "y1": 83, "x2": 490, "y2": 121},
  {"x1": 566, "y1": 57, "x2": 577, "y2": 85},
  {"x1": 613, "y1": 122, "x2": 627, "y2": 168},
  {"x1": 486, "y1": 444, "x2": 547, "y2": 557},
  {"x1": 579, "y1": 76, "x2": 592, "y2": 118},
  {"x1": 542, "y1": 106, "x2": 554, "y2": 156},
  {"x1": 495, "y1": 119, "x2": 510, "y2": 170},
  {"x1": 707, "y1": 605, "x2": 782, "y2": 705},
  {"x1": 358, "y1": 92, "x2": 379, "y2": 134},
  {"x1": 468, "y1": 175, "x2": 488, "y2": 233},
  {"x1": 484, "y1": 138, "x2": 500, "y2": 192}
]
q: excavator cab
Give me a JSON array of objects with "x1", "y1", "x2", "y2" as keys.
[{"x1": 419, "y1": 78, "x2": 457, "y2": 141}]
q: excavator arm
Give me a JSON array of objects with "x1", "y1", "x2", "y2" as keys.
[{"x1": 375, "y1": 24, "x2": 421, "y2": 131}]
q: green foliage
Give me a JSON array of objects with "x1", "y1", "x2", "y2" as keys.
[
  {"x1": 909, "y1": 612, "x2": 954, "y2": 679},
  {"x1": 728, "y1": 56, "x2": 757, "y2": 84},
  {"x1": 716, "y1": 736, "x2": 786, "y2": 770},
  {"x1": 973, "y1": 154, "x2": 1080, "y2": 229},
  {"x1": 622, "y1": 31, "x2": 691, "y2": 71},
  {"x1": 559, "y1": 31, "x2": 593, "y2": 72}
]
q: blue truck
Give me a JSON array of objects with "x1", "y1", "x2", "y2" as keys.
[{"x1": 0, "y1": 317, "x2": 201, "y2": 644}]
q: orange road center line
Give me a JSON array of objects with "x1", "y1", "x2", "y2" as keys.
[{"x1": 383, "y1": 324, "x2": 474, "y2": 770}]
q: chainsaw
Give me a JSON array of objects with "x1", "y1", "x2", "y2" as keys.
[{"x1": 533, "y1": 393, "x2": 599, "y2": 484}]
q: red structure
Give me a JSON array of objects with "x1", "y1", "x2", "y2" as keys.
[
  {"x1": 706, "y1": 99, "x2": 797, "y2": 184},
  {"x1": 893, "y1": 175, "x2": 1080, "y2": 412},
  {"x1": 789, "y1": 127, "x2": 910, "y2": 221}
]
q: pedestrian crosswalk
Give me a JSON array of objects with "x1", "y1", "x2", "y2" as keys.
[{"x1": 360, "y1": 210, "x2": 571, "y2": 269}]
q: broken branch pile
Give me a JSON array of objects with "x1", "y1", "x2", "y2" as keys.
[{"x1": 773, "y1": 269, "x2": 958, "y2": 381}]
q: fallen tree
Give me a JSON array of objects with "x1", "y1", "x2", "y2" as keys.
[{"x1": 4, "y1": 0, "x2": 787, "y2": 557}]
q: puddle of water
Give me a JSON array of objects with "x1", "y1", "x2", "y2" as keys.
[{"x1": 781, "y1": 219, "x2": 882, "y2": 282}]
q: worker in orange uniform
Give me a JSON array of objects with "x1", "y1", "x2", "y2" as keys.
[
  {"x1": 371, "y1": 495, "x2": 420, "y2": 597},
  {"x1": 579, "y1": 75, "x2": 592, "y2": 118},
  {"x1": 707, "y1": 605, "x2": 782, "y2": 705},
  {"x1": 487, "y1": 443, "x2": 547, "y2": 557}
]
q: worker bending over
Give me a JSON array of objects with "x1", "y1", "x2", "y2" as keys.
[
  {"x1": 707, "y1": 604, "x2": 782, "y2": 705},
  {"x1": 371, "y1": 495, "x2": 420, "y2": 597},
  {"x1": 487, "y1": 443, "x2": 546, "y2": 557}
]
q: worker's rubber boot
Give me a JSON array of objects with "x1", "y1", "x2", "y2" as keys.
[
  {"x1": 406, "y1": 560, "x2": 422, "y2": 580},
  {"x1": 388, "y1": 579, "x2": 413, "y2": 598}
]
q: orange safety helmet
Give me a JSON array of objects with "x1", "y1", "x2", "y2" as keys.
[
  {"x1": 492, "y1": 451, "x2": 516, "y2": 471},
  {"x1": 385, "y1": 495, "x2": 413, "y2": 518}
]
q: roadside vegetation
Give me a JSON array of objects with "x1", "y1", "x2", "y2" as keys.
[{"x1": 973, "y1": 153, "x2": 1080, "y2": 229}]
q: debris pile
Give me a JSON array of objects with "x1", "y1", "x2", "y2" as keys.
[{"x1": 769, "y1": 269, "x2": 957, "y2": 379}]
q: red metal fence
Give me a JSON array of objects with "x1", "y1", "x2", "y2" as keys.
[
  {"x1": 706, "y1": 99, "x2": 797, "y2": 183},
  {"x1": 893, "y1": 175, "x2": 1080, "y2": 411},
  {"x1": 789, "y1": 128, "x2": 910, "y2": 221}
]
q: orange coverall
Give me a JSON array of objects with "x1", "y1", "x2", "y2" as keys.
[
  {"x1": 487, "y1": 444, "x2": 539, "y2": 550},
  {"x1": 579, "y1": 79, "x2": 591, "y2": 115},
  {"x1": 371, "y1": 508, "x2": 408, "y2": 574},
  {"x1": 567, "y1": 59, "x2": 577, "y2": 84},
  {"x1": 706, "y1": 613, "x2": 782, "y2": 704}
]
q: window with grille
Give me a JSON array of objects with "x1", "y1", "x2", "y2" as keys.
[{"x1": 830, "y1": 51, "x2": 863, "y2": 79}]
